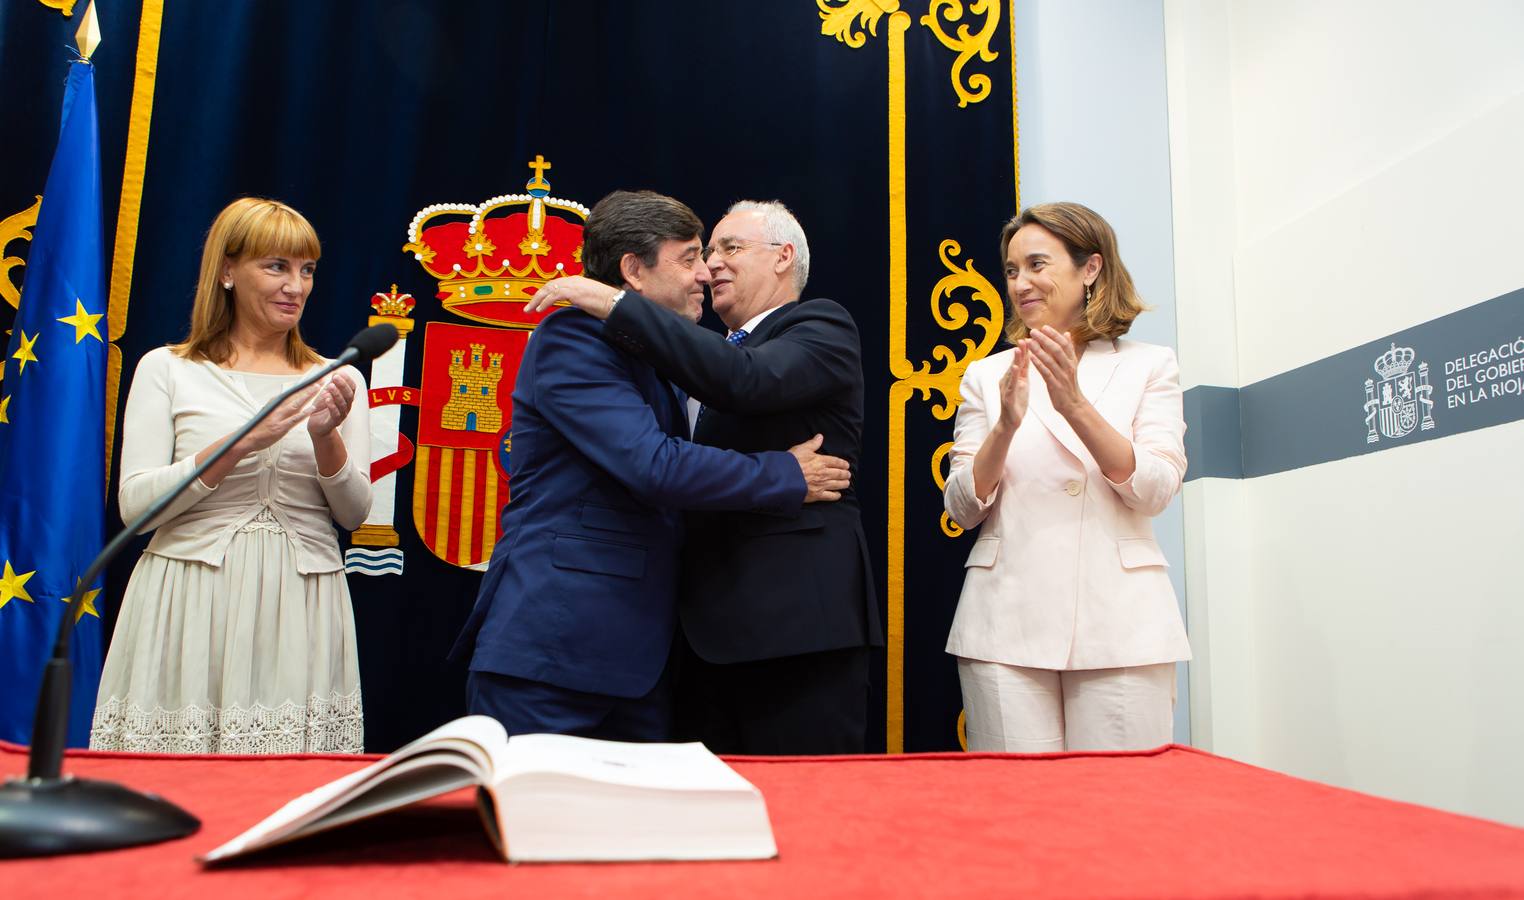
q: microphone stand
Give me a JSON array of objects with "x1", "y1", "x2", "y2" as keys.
[{"x1": 0, "y1": 345, "x2": 367, "y2": 857}]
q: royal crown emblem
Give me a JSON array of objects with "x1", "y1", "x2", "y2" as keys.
[
  {"x1": 1363, "y1": 343, "x2": 1435, "y2": 443},
  {"x1": 345, "y1": 156, "x2": 588, "y2": 574},
  {"x1": 1373, "y1": 343, "x2": 1415, "y2": 380},
  {"x1": 369, "y1": 284, "x2": 416, "y2": 319},
  {"x1": 401, "y1": 154, "x2": 587, "y2": 329}
]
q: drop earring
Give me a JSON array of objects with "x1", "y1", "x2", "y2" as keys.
[{"x1": 1084, "y1": 284, "x2": 1092, "y2": 304}]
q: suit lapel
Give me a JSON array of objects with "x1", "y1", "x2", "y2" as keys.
[
  {"x1": 692, "y1": 302, "x2": 794, "y2": 440},
  {"x1": 667, "y1": 382, "x2": 690, "y2": 439},
  {"x1": 634, "y1": 361, "x2": 688, "y2": 438},
  {"x1": 1028, "y1": 339, "x2": 1121, "y2": 462},
  {"x1": 742, "y1": 301, "x2": 796, "y2": 346},
  {"x1": 1076, "y1": 338, "x2": 1122, "y2": 403}
]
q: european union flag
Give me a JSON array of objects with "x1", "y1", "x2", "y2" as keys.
[{"x1": 0, "y1": 59, "x2": 107, "y2": 747}]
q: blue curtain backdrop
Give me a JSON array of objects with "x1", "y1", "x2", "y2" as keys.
[{"x1": 0, "y1": 0, "x2": 1018, "y2": 753}]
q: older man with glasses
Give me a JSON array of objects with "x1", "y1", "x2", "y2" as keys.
[{"x1": 531, "y1": 199, "x2": 882, "y2": 754}]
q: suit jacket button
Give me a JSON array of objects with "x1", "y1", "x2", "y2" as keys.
[{"x1": 1064, "y1": 480, "x2": 1082, "y2": 496}]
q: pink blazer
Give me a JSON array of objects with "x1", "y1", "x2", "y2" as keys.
[{"x1": 942, "y1": 338, "x2": 1192, "y2": 670}]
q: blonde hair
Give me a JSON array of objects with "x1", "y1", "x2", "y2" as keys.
[
  {"x1": 173, "y1": 197, "x2": 322, "y2": 367},
  {"x1": 998, "y1": 202, "x2": 1147, "y2": 343}
]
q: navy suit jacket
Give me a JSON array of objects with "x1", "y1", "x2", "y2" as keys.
[
  {"x1": 451, "y1": 309, "x2": 805, "y2": 698},
  {"x1": 602, "y1": 295, "x2": 885, "y2": 664}
]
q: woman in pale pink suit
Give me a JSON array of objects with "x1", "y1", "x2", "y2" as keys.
[{"x1": 943, "y1": 203, "x2": 1190, "y2": 752}]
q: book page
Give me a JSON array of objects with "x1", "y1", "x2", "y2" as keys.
[
  {"x1": 202, "y1": 715, "x2": 510, "y2": 862},
  {"x1": 284, "y1": 753, "x2": 482, "y2": 836},
  {"x1": 491, "y1": 735, "x2": 777, "y2": 862},
  {"x1": 495, "y1": 733, "x2": 755, "y2": 792}
]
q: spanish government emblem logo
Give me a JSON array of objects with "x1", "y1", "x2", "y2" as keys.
[
  {"x1": 344, "y1": 156, "x2": 587, "y2": 575},
  {"x1": 1362, "y1": 343, "x2": 1436, "y2": 444}
]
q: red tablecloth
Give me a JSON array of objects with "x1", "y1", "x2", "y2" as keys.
[{"x1": 4, "y1": 740, "x2": 1523, "y2": 899}]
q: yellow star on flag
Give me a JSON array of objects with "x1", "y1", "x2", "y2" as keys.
[
  {"x1": 63, "y1": 579, "x2": 101, "y2": 621},
  {"x1": 0, "y1": 394, "x2": 8, "y2": 425},
  {"x1": 57, "y1": 299, "x2": 105, "y2": 344},
  {"x1": 0, "y1": 560, "x2": 37, "y2": 611},
  {"x1": 11, "y1": 329, "x2": 39, "y2": 375}
]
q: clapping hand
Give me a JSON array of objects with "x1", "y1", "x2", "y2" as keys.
[
  {"x1": 306, "y1": 374, "x2": 356, "y2": 437},
  {"x1": 996, "y1": 340, "x2": 1031, "y2": 433},
  {"x1": 1028, "y1": 325, "x2": 1086, "y2": 416},
  {"x1": 234, "y1": 381, "x2": 323, "y2": 456}
]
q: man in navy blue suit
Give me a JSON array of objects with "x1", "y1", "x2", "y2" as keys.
[{"x1": 451, "y1": 191, "x2": 851, "y2": 742}]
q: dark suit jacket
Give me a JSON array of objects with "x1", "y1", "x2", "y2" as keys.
[
  {"x1": 450, "y1": 309, "x2": 805, "y2": 698},
  {"x1": 602, "y1": 294, "x2": 885, "y2": 664}
]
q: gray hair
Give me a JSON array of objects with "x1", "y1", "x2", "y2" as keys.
[{"x1": 727, "y1": 199, "x2": 810, "y2": 293}]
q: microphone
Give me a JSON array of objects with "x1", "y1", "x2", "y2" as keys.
[
  {"x1": 0, "y1": 324, "x2": 397, "y2": 858},
  {"x1": 343, "y1": 322, "x2": 400, "y2": 365}
]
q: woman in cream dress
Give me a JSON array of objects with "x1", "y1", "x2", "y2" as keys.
[
  {"x1": 90, "y1": 198, "x2": 371, "y2": 753},
  {"x1": 943, "y1": 203, "x2": 1189, "y2": 752}
]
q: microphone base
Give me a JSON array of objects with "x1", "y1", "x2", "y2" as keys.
[{"x1": 0, "y1": 775, "x2": 199, "y2": 858}]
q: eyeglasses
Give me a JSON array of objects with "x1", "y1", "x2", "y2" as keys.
[{"x1": 701, "y1": 238, "x2": 783, "y2": 262}]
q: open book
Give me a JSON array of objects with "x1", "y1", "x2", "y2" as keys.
[{"x1": 201, "y1": 715, "x2": 778, "y2": 863}]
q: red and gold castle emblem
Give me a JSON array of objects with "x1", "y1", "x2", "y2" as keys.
[{"x1": 346, "y1": 156, "x2": 584, "y2": 572}]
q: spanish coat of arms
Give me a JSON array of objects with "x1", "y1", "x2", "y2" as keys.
[
  {"x1": 344, "y1": 156, "x2": 587, "y2": 574},
  {"x1": 1362, "y1": 342, "x2": 1436, "y2": 444}
]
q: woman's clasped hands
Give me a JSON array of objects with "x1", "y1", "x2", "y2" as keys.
[{"x1": 1001, "y1": 325, "x2": 1088, "y2": 431}]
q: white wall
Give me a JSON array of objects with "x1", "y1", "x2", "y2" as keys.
[{"x1": 1167, "y1": 0, "x2": 1524, "y2": 825}]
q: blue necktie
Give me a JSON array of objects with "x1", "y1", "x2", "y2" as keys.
[{"x1": 697, "y1": 329, "x2": 749, "y2": 422}]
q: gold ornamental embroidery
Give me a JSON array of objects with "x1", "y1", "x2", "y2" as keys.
[
  {"x1": 817, "y1": 0, "x2": 901, "y2": 48},
  {"x1": 921, "y1": 0, "x2": 1001, "y2": 107},
  {"x1": 819, "y1": 1, "x2": 1016, "y2": 752},
  {"x1": 0, "y1": 196, "x2": 42, "y2": 310}
]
